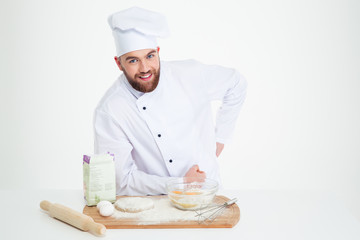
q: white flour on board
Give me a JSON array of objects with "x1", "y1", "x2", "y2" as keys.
[{"x1": 111, "y1": 198, "x2": 202, "y2": 224}]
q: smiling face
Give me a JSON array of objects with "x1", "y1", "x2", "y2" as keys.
[{"x1": 115, "y1": 48, "x2": 160, "y2": 93}]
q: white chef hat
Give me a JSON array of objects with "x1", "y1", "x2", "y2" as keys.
[{"x1": 108, "y1": 7, "x2": 170, "y2": 56}]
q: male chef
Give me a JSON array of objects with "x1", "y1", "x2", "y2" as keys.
[{"x1": 94, "y1": 7, "x2": 247, "y2": 195}]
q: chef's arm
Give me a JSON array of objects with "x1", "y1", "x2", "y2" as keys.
[
  {"x1": 94, "y1": 109, "x2": 180, "y2": 195},
  {"x1": 216, "y1": 142, "x2": 225, "y2": 157},
  {"x1": 201, "y1": 63, "x2": 247, "y2": 144}
]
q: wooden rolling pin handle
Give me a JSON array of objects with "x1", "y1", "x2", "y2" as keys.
[
  {"x1": 40, "y1": 200, "x2": 106, "y2": 236},
  {"x1": 40, "y1": 200, "x2": 51, "y2": 211}
]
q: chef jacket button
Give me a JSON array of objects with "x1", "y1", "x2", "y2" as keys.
[
  {"x1": 143, "y1": 106, "x2": 146, "y2": 110},
  {"x1": 158, "y1": 134, "x2": 161, "y2": 137},
  {"x1": 169, "y1": 159, "x2": 173, "y2": 163}
]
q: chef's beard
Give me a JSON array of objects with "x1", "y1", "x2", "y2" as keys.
[{"x1": 122, "y1": 66, "x2": 160, "y2": 93}]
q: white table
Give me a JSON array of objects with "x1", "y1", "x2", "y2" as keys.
[{"x1": 1, "y1": 189, "x2": 359, "y2": 240}]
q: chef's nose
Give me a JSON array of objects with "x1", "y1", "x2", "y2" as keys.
[{"x1": 139, "y1": 60, "x2": 150, "y2": 73}]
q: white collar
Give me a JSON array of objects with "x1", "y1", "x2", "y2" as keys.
[{"x1": 123, "y1": 77, "x2": 145, "y2": 99}]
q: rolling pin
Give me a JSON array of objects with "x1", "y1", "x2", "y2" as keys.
[{"x1": 40, "y1": 200, "x2": 106, "y2": 236}]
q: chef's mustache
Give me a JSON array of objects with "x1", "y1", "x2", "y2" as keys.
[
  {"x1": 139, "y1": 71, "x2": 150, "y2": 75},
  {"x1": 136, "y1": 70, "x2": 154, "y2": 76}
]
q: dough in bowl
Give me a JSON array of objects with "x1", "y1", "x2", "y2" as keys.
[{"x1": 115, "y1": 197, "x2": 154, "y2": 213}]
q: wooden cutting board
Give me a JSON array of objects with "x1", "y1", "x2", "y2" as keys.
[{"x1": 83, "y1": 195, "x2": 240, "y2": 229}]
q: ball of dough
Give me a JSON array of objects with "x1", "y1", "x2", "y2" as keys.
[
  {"x1": 96, "y1": 200, "x2": 112, "y2": 210},
  {"x1": 115, "y1": 197, "x2": 154, "y2": 213},
  {"x1": 99, "y1": 204, "x2": 114, "y2": 217}
]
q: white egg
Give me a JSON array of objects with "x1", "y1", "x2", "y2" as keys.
[
  {"x1": 99, "y1": 204, "x2": 115, "y2": 217},
  {"x1": 96, "y1": 200, "x2": 112, "y2": 210}
]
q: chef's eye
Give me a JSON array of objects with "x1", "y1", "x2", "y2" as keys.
[
  {"x1": 129, "y1": 59, "x2": 137, "y2": 64},
  {"x1": 147, "y1": 54, "x2": 154, "y2": 59}
]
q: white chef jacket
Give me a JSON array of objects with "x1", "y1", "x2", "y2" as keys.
[{"x1": 94, "y1": 60, "x2": 247, "y2": 196}]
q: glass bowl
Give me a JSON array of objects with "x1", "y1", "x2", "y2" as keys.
[{"x1": 166, "y1": 177, "x2": 219, "y2": 210}]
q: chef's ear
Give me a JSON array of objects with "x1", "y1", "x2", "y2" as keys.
[
  {"x1": 114, "y1": 56, "x2": 123, "y2": 71},
  {"x1": 157, "y1": 46, "x2": 160, "y2": 53}
]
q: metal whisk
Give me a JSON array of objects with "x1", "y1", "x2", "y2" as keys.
[{"x1": 195, "y1": 198, "x2": 238, "y2": 224}]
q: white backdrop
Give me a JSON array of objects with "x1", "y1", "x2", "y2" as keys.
[{"x1": 1, "y1": 0, "x2": 359, "y2": 220}]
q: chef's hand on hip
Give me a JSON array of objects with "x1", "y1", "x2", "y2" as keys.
[
  {"x1": 216, "y1": 142, "x2": 225, "y2": 157},
  {"x1": 184, "y1": 165, "x2": 206, "y2": 182}
]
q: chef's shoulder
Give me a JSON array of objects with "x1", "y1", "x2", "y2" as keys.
[
  {"x1": 163, "y1": 59, "x2": 246, "y2": 88},
  {"x1": 161, "y1": 59, "x2": 208, "y2": 89},
  {"x1": 95, "y1": 76, "x2": 129, "y2": 114}
]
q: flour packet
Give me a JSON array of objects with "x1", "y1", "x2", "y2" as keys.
[{"x1": 83, "y1": 153, "x2": 116, "y2": 206}]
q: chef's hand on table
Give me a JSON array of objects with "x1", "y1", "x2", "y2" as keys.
[{"x1": 184, "y1": 165, "x2": 206, "y2": 182}]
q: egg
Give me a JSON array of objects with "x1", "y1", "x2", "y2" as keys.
[
  {"x1": 99, "y1": 204, "x2": 115, "y2": 217},
  {"x1": 96, "y1": 200, "x2": 112, "y2": 210}
]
